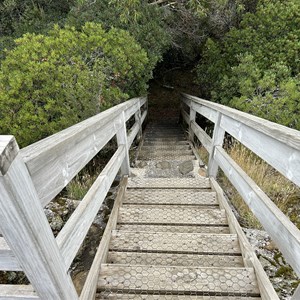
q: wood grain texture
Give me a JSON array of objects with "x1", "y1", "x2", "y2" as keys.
[
  {"x1": 220, "y1": 114, "x2": 300, "y2": 186},
  {"x1": 210, "y1": 178, "x2": 279, "y2": 300},
  {"x1": 0, "y1": 136, "x2": 19, "y2": 176},
  {"x1": 21, "y1": 97, "x2": 146, "y2": 206},
  {"x1": 117, "y1": 112, "x2": 130, "y2": 175},
  {"x1": 214, "y1": 146, "x2": 300, "y2": 277},
  {"x1": 0, "y1": 237, "x2": 21, "y2": 271},
  {"x1": 79, "y1": 177, "x2": 128, "y2": 300},
  {"x1": 0, "y1": 151, "x2": 78, "y2": 299},
  {"x1": 0, "y1": 285, "x2": 38, "y2": 299},
  {"x1": 190, "y1": 121, "x2": 212, "y2": 153},
  {"x1": 56, "y1": 146, "x2": 125, "y2": 270},
  {"x1": 207, "y1": 113, "x2": 225, "y2": 178},
  {"x1": 182, "y1": 93, "x2": 300, "y2": 150}
]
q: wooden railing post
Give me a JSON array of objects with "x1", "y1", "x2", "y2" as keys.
[
  {"x1": 116, "y1": 112, "x2": 130, "y2": 175},
  {"x1": 207, "y1": 113, "x2": 225, "y2": 178},
  {"x1": 292, "y1": 285, "x2": 300, "y2": 300},
  {"x1": 0, "y1": 136, "x2": 78, "y2": 299},
  {"x1": 189, "y1": 103, "x2": 196, "y2": 142},
  {"x1": 135, "y1": 106, "x2": 142, "y2": 142}
]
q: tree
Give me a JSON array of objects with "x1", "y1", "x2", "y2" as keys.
[
  {"x1": 0, "y1": 23, "x2": 149, "y2": 146},
  {"x1": 196, "y1": 0, "x2": 300, "y2": 129}
]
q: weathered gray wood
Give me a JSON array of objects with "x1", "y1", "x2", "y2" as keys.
[
  {"x1": 291, "y1": 285, "x2": 300, "y2": 300},
  {"x1": 189, "y1": 104, "x2": 196, "y2": 141},
  {"x1": 127, "y1": 122, "x2": 140, "y2": 148},
  {"x1": 210, "y1": 178, "x2": 279, "y2": 300},
  {"x1": 0, "y1": 136, "x2": 19, "y2": 176},
  {"x1": 141, "y1": 110, "x2": 147, "y2": 124},
  {"x1": 220, "y1": 114, "x2": 300, "y2": 186},
  {"x1": 117, "y1": 112, "x2": 130, "y2": 175},
  {"x1": 0, "y1": 237, "x2": 21, "y2": 271},
  {"x1": 214, "y1": 146, "x2": 300, "y2": 277},
  {"x1": 56, "y1": 146, "x2": 125, "y2": 270},
  {"x1": 0, "y1": 137, "x2": 78, "y2": 299},
  {"x1": 135, "y1": 108, "x2": 142, "y2": 141},
  {"x1": 181, "y1": 109, "x2": 190, "y2": 125},
  {"x1": 190, "y1": 121, "x2": 212, "y2": 153},
  {"x1": 0, "y1": 285, "x2": 38, "y2": 299},
  {"x1": 183, "y1": 94, "x2": 300, "y2": 185},
  {"x1": 208, "y1": 113, "x2": 225, "y2": 178},
  {"x1": 21, "y1": 97, "x2": 146, "y2": 206},
  {"x1": 182, "y1": 93, "x2": 300, "y2": 152},
  {"x1": 79, "y1": 177, "x2": 128, "y2": 300}
]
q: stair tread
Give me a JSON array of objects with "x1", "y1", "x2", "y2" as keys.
[
  {"x1": 107, "y1": 251, "x2": 244, "y2": 267},
  {"x1": 98, "y1": 264, "x2": 259, "y2": 295},
  {"x1": 97, "y1": 294, "x2": 261, "y2": 299},
  {"x1": 124, "y1": 190, "x2": 218, "y2": 206},
  {"x1": 116, "y1": 224, "x2": 230, "y2": 234},
  {"x1": 128, "y1": 177, "x2": 210, "y2": 189},
  {"x1": 118, "y1": 206, "x2": 226, "y2": 225},
  {"x1": 110, "y1": 231, "x2": 239, "y2": 254}
]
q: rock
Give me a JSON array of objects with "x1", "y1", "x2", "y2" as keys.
[
  {"x1": 156, "y1": 161, "x2": 171, "y2": 170},
  {"x1": 178, "y1": 160, "x2": 194, "y2": 175},
  {"x1": 136, "y1": 161, "x2": 148, "y2": 168}
]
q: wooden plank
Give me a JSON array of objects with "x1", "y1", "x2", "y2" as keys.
[
  {"x1": 207, "y1": 113, "x2": 225, "y2": 178},
  {"x1": 124, "y1": 189, "x2": 218, "y2": 206},
  {"x1": 56, "y1": 146, "x2": 125, "y2": 270},
  {"x1": 0, "y1": 285, "x2": 38, "y2": 299},
  {"x1": 79, "y1": 177, "x2": 128, "y2": 300},
  {"x1": 214, "y1": 146, "x2": 300, "y2": 277},
  {"x1": 97, "y1": 294, "x2": 261, "y2": 300},
  {"x1": 110, "y1": 231, "x2": 240, "y2": 254},
  {"x1": 118, "y1": 206, "x2": 227, "y2": 225},
  {"x1": 182, "y1": 93, "x2": 300, "y2": 151},
  {"x1": 210, "y1": 178, "x2": 279, "y2": 300},
  {"x1": 21, "y1": 97, "x2": 145, "y2": 206},
  {"x1": 98, "y1": 265, "x2": 259, "y2": 295},
  {"x1": 141, "y1": 110, "x2": 147, "y2": 124},
  {"x1": 190, "y1": 121, "x2": 212, "y2": 153},
  {"x1": 116, "y1": 224, "x2": 230, "y2": 233},
  {"x1": 116, "y1": 112, "x2": 130, "y2": 175},
  {"x1": 292, "y1": 285, "x2": 300, "y2": 300},
  {"x1": 0, "y1": 137, "x2": 78, "y2": 299},
  {"x1": 127, "y1": 122, "x2": 140, "y2": 148},
  {"x1": 107, "y1": 251, "x2": 244, "y2": 267},
  {"x1": 181, "y1": 109, "x2": 190, "y2": 125},
  {"x1": 0, "y1": 237, "x2": 21, "y2": 271},
  {"x1": 128, "y1": 177, "x2": 211, "y2": 189},
  {"x1": 220, "y1": 114, "x2": 300, "y2": 186}
]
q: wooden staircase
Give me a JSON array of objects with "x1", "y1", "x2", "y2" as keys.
[{"x1": 96, "y1": 123, "x2": 261, "y2": 299}]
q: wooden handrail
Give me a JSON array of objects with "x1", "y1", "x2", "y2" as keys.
[
  {"x1": 0, "y1": 96, "x2": 147, "y2": 299},
  {"x1": 181, "y1": 93, "x2": 300, "y2": 295}
]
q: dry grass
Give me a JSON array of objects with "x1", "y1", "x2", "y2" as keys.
[{"x1": 198, "y1": 142, "x2": 300, "y2": 229}]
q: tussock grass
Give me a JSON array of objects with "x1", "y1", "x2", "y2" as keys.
[{"x1": 217, "y1": 142, "x2": 300, "y2": 229}]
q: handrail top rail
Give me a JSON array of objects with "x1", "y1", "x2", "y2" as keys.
[
  {"x1": 182, "y1": 93, "x2": 300, "y2": 150},
  {"x1": 21, "y1": 96, "x2": 146, "y2": 163}
]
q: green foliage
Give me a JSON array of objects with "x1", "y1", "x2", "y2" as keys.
[
  {"x1": 67, "y1": 0, "x2": 170, "y2": 73},
  {"x1": 0, "y1": 23, "x2": 149, "y2": 146},
  {"x1": 196, "y1": 0, "x2": 300, "y2": 129}
]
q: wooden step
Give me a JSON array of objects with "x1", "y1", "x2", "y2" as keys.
[
  {"x1": 98, "y1": 265, "x2": 259, "y2": 296},
  {"x1": 139, "y1": 151, "x2": 194, "y2": 160},
  {"x1": 110, "y1": 231, "x2": 240, "y2": 254},
  {"x1": 143, "y1": 141, "x2": 189, "y2": 146},
  {"x1": 118, "y1": 206, "x2": 227, "y2": 226},
  {"x1": 124, "y1": 190, "x2": 218, "y2": 206},
  {"x1": 116, "y1": 224, "x2": 230, "y2": 234},
  {"x1": 141, "y1": 145, "x2": 191, "y2": 151},
  {"x1": 128, "y1": 178, "x2": 210, "y2": 189},
  {"x1": 107, "y1": 251, "x2": 244, "y2": 267},
  {"x1": 97, "y1": 294, "x2": 261, "y2": 299}
]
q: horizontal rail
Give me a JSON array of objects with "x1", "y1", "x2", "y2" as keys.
[
  {"x1": 181, "y1": 93, "x2": 300, "y2": 282},
  {"x1": 0, "y1": 237, "x2": 21, "y2": 271},
  {"x1": 0, "y1": 96, "x2": 147, "y2": 299},
  {"x1": 182, "y1": 93, "x2": 300, "y2": 186},
  {"x1": 56, "y1": 146, "x2": 125, "y2": 270},
  {"x1": 215, "y1": 146, "x2": 300, "y2": 277},
  {"x1": 0, "y1": 285, "x2": 38, "y2": 299},
  {"x1": 21, "y1": 97, "x2": 147, "y2": 206}
]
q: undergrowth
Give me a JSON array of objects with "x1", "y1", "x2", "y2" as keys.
[{"x1": 198, "y1": 142, "x2": 300, "y2": 229}]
